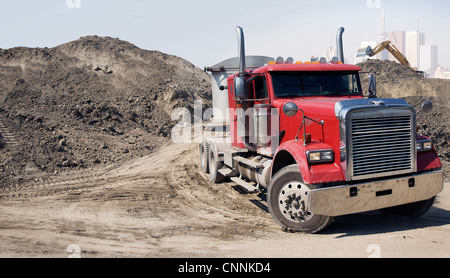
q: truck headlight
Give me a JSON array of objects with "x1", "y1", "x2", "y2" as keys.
[
  {"x1": 417, "y1": 139, "x2": 433, "y2": 152},
  {"x1": 307, "y1": 150, "x2": 334, "y2": 163}
]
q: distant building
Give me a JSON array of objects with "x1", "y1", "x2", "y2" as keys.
[
  {"x1": 405, "y1": 31, "x2": 425, "y2": 69},
  {"x1": 434, "y1": 66, "x2": 450, "y2": 79},
  {"x1": 388, "y1": 31, "x2": 406, "y2": 63},
  {"x1": 420, "y1": 45, "x2": 438, "y2": 78},
  {"x1": 323, "y1": 41, "x2": 337, "y2": 62},
  {"x1": 377, "y1": 0, "x2": 389, "y2": 61}
]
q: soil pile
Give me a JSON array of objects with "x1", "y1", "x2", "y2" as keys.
[
  {"x1": 0, "y1": 36, "x2": 211, "y2": 187},
  {"x1": 358, "y1": 59, "x2": 422, "y2": 80},
  {"x1": 358, "y1": 59, "x2": 450, "y2": 180}
]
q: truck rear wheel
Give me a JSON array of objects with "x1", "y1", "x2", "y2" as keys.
[
  {"x1": 379, "y1": 197, "x2": 436, "y2": 218},
  {"x1": 208, "y1": 146, "x2": 225, "y2": 183},
  {"x1": 199, "y1": 143, "x2": 209, "y2": 173},
  {"x1": 267, "y1": 165, "x2": 332, "y2": 233}
]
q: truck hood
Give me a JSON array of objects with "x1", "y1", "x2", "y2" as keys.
[
  {"x1": 270, "y1": 96, "x2": 415, "y2": 147},
  {"x1": 270, "y1": 96, "x2": 361, "y2": 147},
  {"x1": 272, "y1": 96, "x2": 364, "y2": 120},
  {"x1": 272, "y1": 96, "x2": 413, "y2": 120}
]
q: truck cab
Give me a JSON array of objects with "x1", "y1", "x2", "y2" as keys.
[{"x1": 201, "y1": 27, "x2": 443, "y2": 233}]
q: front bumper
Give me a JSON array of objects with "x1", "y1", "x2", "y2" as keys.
[{"x1": 308, "y1": 170, "x2": 444, "y2": 217}]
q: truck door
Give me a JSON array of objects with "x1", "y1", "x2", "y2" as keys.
[{"x1": 253, "y1": 75, "x2": 269, "y2": 105}]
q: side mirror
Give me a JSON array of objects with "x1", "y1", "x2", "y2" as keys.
[
  {"x1": 234, "y1": 77, "x2": 246, "y2": 98},
  {"x1": 421, "y1": 100, "x2": 433, "y2": 113},
  {"x1": 368, "y1": 74, "x2": 377, "y2": 98}
]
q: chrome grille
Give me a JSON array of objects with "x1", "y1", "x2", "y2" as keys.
[{"x1": 350, "y1": 114, "x2": 414, "y2": 179}]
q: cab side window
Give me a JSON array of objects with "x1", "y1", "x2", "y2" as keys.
[{"x1": 254, "y1": 76, "x2": 268, "y2": 99}]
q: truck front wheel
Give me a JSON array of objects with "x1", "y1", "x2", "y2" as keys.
[{"x1": 267, "y1": 165, "x2": 333, "y2": 233}]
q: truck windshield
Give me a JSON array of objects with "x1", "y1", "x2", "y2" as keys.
[{"x1": 271, "y1": 71, "x2": 361, "y2": 97}]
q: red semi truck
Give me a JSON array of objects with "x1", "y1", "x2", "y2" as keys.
[{"x1": 201, "y1": 26, "x2": 443, "y2": 233}]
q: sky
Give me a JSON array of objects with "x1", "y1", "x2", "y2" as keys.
[{"x1": 0, "y1": 0, "x2": 449, "y2": 69}]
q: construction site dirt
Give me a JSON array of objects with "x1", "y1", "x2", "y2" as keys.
[{"x1": 0, "y1": 38, "x2": 449, "y2": 257}]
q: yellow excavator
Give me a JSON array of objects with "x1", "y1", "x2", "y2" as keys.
[
  {"x1": 366, "y1": 41, "x2": 410, "y2": 67},
  {"x1": 363, "y1": 41, "x2": 425, "y2": 77}
]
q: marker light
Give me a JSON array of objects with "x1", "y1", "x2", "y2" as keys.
[{"x1": 276, "y1": 57, "x2": 284, "y2": 64}]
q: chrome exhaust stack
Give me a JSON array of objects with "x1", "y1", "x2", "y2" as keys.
[
  {"x1": 236, "y1": 26, "x2": 246, "y2": 76},
  {"x1": 336, "y1": 27, "x2": 345, "y2": 63}
]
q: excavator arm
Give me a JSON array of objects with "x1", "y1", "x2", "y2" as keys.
[{"x1": 366, "y1": 41, "x2": 411, "y2": 68}]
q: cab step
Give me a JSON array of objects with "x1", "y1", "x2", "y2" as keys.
[
  {"x1": 230, "y1": 177, "x2": 260, "y2": 194},
  {"x1": 218, "y1": 168, "x2": 238, "y2": 177}
]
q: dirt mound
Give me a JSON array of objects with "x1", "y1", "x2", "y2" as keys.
[
  {"x1": 0, "y1": 36, "x2": 211, "y2": 188},
  {"x1": 358, "y1": 59, "x2": 422, "y2": 80},
  {"x1": 358, "y1": 60, "x2": 450, "y2": 180}
]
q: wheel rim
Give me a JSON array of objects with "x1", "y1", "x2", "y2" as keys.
[{"x1": 277, "y1": 182, "x2": 313, "y2": 223}]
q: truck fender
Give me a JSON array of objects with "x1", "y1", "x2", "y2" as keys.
[
  {"x1": 416, "y1": 135, "x2": 442, "y2": 171},
  {"x1": 271, "y1": 141, "x2": 344, "y2": 185}
]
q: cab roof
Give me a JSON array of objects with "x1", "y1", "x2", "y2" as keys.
[{"x1": 252, "y1": 63, "x2": 361, "y2": 73}]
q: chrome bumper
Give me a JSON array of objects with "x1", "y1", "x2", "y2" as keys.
[{"x1": 309, "y1": 170, "x2": 444, "y2": 217}]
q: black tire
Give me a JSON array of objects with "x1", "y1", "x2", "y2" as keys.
[
  {"x1": 379, "y1": 197, "x2": 436, "y2": 218},
  {"x1": 208, "y1": 146, "x2": 225, "y2": 183},
  {"x1": 199, "y1": 143, "x2": 209, "y2": 173},
  {"x1": 267, "y1": 165, "x2": 333, "y2": 233}
]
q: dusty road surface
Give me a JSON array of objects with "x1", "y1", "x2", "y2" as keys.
[{"x1": 0, "y1": 142, "x2": 449, "y2": 258}]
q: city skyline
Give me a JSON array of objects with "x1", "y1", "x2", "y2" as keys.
[
  {"x1": 0, "y1": 0, "x2": 448, "y2": 71},
  {"x1": 358, "y1": 1, "x2": 442, "y2": 78}
]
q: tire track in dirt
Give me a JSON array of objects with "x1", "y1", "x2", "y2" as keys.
[
  {"x1": 0, "y1": 118, "x2": 18, "y2": 147},
  {"x1": 166, "y1": 144, "x2": 276, "y2": 230},
  {"x1": 0, "y1": 142, "x2": 276, "y2": 232},
  {"x1": 0, "y1": 142, "x2": 276, "y2": 251},
  {"x1": 0, "y1": 166, "x2": 120, "y2": 200}
]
